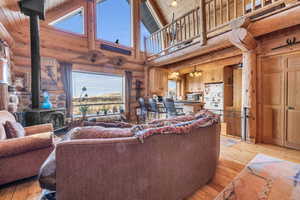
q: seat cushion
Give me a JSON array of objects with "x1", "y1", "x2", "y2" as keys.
[
  {"x1": 0, "y1": 124, "x2": 6, "y2": 140},
  {"x1": 4, "y1": 121, "x2": 25, "y2": 138},
  {"x1": 69, "y1": 126, "x2": 134, "y2": 140}
]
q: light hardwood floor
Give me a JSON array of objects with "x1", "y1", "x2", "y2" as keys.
[{"x1": 1, "y1": 136, "x2": 300, "y2": 200}]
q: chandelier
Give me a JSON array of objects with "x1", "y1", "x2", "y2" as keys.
[
  {"x1": 189, "y1": 66, "x2": 202, "y2": 77},
  {"x1": 170, "y1": 71, "x2": 180, "y2": 79},
  {"x1": 170, "y1": 0, "x2": 179, "y2": 7}
]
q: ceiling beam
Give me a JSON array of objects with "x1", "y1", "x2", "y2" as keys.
[{"x1": 147, "y1": 0, "x2": 168, "y2": 26}]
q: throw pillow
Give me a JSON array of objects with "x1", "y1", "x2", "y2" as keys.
[{"x1": 4, "y1": 121, "x2": 26, "y2": 138}]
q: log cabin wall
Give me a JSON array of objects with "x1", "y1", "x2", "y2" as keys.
[{"x1": 9, "y1": 24, "x2": 145, "y2": 122}]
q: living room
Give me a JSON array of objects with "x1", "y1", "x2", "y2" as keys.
[{"x1": 0, "y1": 0, "x2": 300, "y2": 200}]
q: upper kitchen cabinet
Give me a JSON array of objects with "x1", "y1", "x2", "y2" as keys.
[
  {"x1": 203, "y1": 68, "x2": 223, "y2": 83},
  {"x1": 185, "y1": 75, "x2": 203, "y2": 93},
  {"x1": 149, "y1": 68, "x2": 168, "y2": 96}
]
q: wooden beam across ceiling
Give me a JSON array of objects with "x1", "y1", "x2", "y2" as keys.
[{"x1": 147, "y1": 0, "x2": 168, "y2": 26}]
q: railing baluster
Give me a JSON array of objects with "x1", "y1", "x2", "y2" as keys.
[
  {"x1": 214, "y1": 0, "x2": 217, "y2": 28},
  {"x1": 208, "y1": 1, "x2": 211, "y2": 31},
  {"x1": 193, "y1": 10, "x2": 196, "y2": 37},
  {"x1": 234, "y1": 0, "x2": 237, "y2": 18},
  {"x1": 184, "y1": 16, "x2": 187, "y2": 41},
  {"x1": 226, "y1": 0, "x2": 230, "y2": 22},
  {"x1": 220, "y1": 0, "x2": 223, "y2": 25},
  {"x1": 196, "y1": 8, "x2": 200, "y2": 35}
]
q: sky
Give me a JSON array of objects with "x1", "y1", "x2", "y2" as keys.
[{"x1": 72, "y1": 72, "x2": 123, "y2": 98}]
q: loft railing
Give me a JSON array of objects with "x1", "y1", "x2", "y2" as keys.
[
  {"x1": 145, "y1": 0, "x2": 287, "y2": 60},
  {"x1": 205, "y1": 0, "x2": 285, "y2": 33},
  {"x1": 144, "y1": 6, "x2": 206, "y2": 60}
]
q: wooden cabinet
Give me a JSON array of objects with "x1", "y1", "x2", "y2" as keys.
[
  {"x1": 185, "y1": 75, "x2": 203, "y2": 92},
  {"x1": 203, "y1": 68, "x2": 223, "y2": 83},
  {"x1": 149, "y1": 68, "x2": 168, "y2": 96}
]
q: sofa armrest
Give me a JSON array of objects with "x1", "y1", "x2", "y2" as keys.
[
  {"x1": 0, "y1": 132, "x2": 53, "y2": 158},
  {"x1": 24, "y1": 123, "x2": 54, "y2": 136}
]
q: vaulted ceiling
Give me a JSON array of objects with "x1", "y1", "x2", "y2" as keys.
[{"x1": 0, "y1": 0, "x2": 197, "y2": 32}]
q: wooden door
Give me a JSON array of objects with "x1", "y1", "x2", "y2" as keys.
[
  {"x1": 285, "y1": 55, "x2": 300, "y2": 149},
  {"x1": 261, "y1": 56, "x2": 285, "y2": 146}
]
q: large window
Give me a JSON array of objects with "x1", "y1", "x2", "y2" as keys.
[
  {"x1": 49, "y1": 8, "x2": 84, "y2": 35},
  {"x1": 168, "y1": 80, "x2": 177, "y2": 98},
  {"x1": 72, "y1": 71, "x2": 124, "y2": 117},
  {"x1": 96, "y1": 0, "x2": 132, "y2": 46}
]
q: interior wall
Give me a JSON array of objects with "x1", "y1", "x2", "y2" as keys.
[
  {"x1": 257, "y1": 25, "x2": 300, "y2": 147},
  {"x1": 10, "y1": 25, "x2": 146, "y2": 121}
]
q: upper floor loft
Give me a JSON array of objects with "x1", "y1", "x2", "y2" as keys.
[{"x1": 145, "y1": 0, "x2": 300, "y2": 66}]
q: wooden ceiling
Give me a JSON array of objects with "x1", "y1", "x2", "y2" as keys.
[
  {"x1": 0, "y1": 0, "x2": 196, "y2": 33},
  {"x1": 155, "y1": 0, "x2": 200, "y2": 23},
  {"x1": 0, "y1": 0, "x2": 72, "y2": 30}
]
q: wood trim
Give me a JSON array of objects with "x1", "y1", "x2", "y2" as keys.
[{"x1": 0, "y1": 22, "x2": 14, "y2": 47}]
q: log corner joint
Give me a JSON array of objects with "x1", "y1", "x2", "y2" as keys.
[{"x1": 228, "y1": 16, "x2": 257, "y2": 52}]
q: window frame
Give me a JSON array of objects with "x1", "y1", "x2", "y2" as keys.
[
  {"x1": 49, "y1": 7, "x2": 85, "y2": 36},
  {"x1": 95, "y1": 0, "x2": 133, "y2": 47}
]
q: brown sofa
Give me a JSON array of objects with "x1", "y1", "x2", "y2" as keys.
[
  {"x1": 0, "y1": 110, "x2": 54, "y2": 185},
  {"x1": 54, "y1": 121, "x2": 220, "y2": 200}
]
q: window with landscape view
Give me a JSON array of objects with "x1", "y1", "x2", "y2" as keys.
[
  {"x1": 72, "y1": 71, "x2": 124, "y2": 117},
  {"x1": 49, "y1": 8, "x2": 84, "y2": 35},
  {"x1": 96, "y1": 0, "x2": 132, "y2": 47}
]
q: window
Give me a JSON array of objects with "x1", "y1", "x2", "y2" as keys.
[
  {"x1": 168, "y1": 80, "x2": 177, "y2": 98},
  {"x1": 72, "y1": 71, "x2": 125, "y2": 117},
  {"x1": 96, "y1": 0, "x2": 132, "y2": 47},
  {"x1": 50, "y1": 8, "x2": 84, "y2": 35},
  {"x1": 140, "y1": 1, "x2": 160, "y2": 51}
]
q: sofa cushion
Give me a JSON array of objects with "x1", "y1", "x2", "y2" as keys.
[
  {"x1": 4, "y1": 121, "x2": 25, "y2": 138},
  {"x1": 69, "y1": 126, "x2": 134, "y2": 140},
  {"x1": 83, "y1": 121, "x2": 132, "y2": 128},
  {"x1": 0, "y1": 124, "x2": 6, "y2": 140}
]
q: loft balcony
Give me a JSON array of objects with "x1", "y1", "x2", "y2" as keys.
[{"x1": 144, "y1": 0, "x2": 300, "y2": 65}]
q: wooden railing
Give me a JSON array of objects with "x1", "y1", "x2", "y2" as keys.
[
  {"x1": 205, "y1": 0, "x2": 285, "y2": 33},
  {"x1": 145, "y1": 0, "x2": 286, "y2": 60},
  {"x1": 144, "y1": 6, "x2": 206, "y2": 59}
]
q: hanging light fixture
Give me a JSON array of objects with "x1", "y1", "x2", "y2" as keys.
[
  {"x1": 170, "y1": 71, "x2": 180, "y2": 79},
  {"x1": 189, "y1": 66, "x2": 202, "y2": 77},
  {"x1": 171, "y1": 0, "x2": 178, "y2": 7}
]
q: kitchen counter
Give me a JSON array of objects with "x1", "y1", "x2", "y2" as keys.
[{"x1": 175, "y1": 101, "x2": 205, "y2": 113}]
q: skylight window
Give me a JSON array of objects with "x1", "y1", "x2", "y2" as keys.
[
  {"x1": 96, "y1": 0, "x2": 132, "y2": 47},
  {"x1": 50, "y1": 8, "x2": 84, "y2": 35}
]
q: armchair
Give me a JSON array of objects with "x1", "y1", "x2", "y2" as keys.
[{"x1": 0, "y1": 111, "x2": 54, "y2": 185}]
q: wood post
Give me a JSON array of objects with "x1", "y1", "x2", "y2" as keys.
[
  {"x1": 132, "y1": 0, "x2": 141, "y2": 59},
  {"x1": 229, "y1": 18, "x2": 257, "y2": 142},
  {"x1": 200, "y1": 0, "x2": 207, "y2": 45},
  {"x1": 87, "y1": 0, "x2": 96, "y2": 50},
  {"x1": 29, "y1": 14, "x2": 41, "y2": 109},
  {"x1": 0, "y1": 58, "x2": 8, "y2": 110}
]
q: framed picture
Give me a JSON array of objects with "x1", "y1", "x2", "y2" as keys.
[{"x1": 41, "y1": 57, "x2": 59, "y2": 91}]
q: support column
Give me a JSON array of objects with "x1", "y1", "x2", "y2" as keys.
[
  {"x1": 229, "y1": 19, "x2": 257, "y2": 142},
  {"x1": 132, "y1": 0, "x2": 141, "y2": 59},
  {"x1": 87, "y1": 0, "x2": 96, "y2": 50},
  {"x1": 241, "y1": 50, "x2": 257, "y2": 141}
]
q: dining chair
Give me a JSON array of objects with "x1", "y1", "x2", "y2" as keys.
[
  {"x1": 148, "y1": 98, "x2": 166, "y2": 119},
  {"x1": 162, "y1": 97, "x2": 185, "y2": 118}
]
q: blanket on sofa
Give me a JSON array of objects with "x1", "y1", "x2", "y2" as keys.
[{"x1": 39, "y1": 110, "x2": 219, "y2": 200}]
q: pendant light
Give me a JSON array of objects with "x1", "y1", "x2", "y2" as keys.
[{"x1": 189, "y1": 66, "x2": 202, "y2": 77}]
